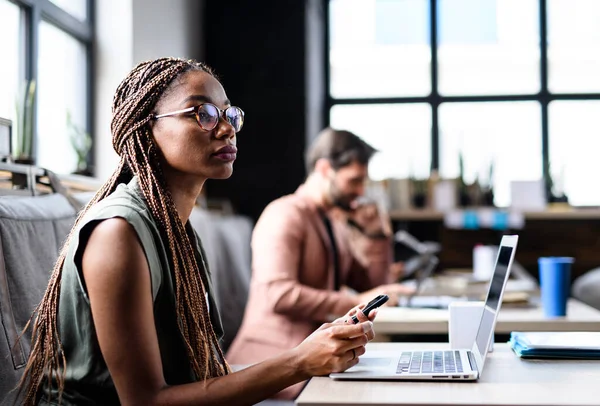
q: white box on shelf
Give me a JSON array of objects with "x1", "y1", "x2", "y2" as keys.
[
  {"x1": 510, "y1": 180, "x2": 546, "y2": 211},
  {"x1": 433, "y1": 179, "x2": 457, "y2": 212}
]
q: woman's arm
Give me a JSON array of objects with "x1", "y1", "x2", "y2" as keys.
[
  {"x1": 155, "y1": 320, "x2": 369, "y2": 406},
  {"x1": 83, "y1": 218, "x2": 370, "y2": 406}
]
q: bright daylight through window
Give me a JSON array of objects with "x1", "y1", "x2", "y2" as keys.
[
  {"x1": 328, "y1": 0, "x2": 600, "y2": 207},
  {"x1": 0, "y1": 0, "x2": 92, "y2": 175}
]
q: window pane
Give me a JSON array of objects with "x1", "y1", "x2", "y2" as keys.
[
  {"x1": 549, "y1": 101, "x2": 600, "y2": 206},
  {"x1": 439, "y1": 102, "x2": 542, "y2": 207},
  {"x1": 548, "y1": 0, "x2": 600, "y2": 93},
  {"x1": 330, "y1": 104, "x2": 431, "y2": 180},
  {"x1": 437, "y1": 0, "x2": 540, "y2": 95},
  {"x1": 37, "y1": 21, "x2": 88, "y2": 174},
  {"x1": 0, "y1": 0, "x2": 22, "y2": 121},
  {"x1": 49, "y1": 0, "x2": 87, "y2": 21},
  {"x1": 329, "y1": 0, "x2": 430, "y2": 98}
]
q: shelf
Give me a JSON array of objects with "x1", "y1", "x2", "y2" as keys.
[
  {"x1": 390, "y1": 208, "x2": 600, "y2": 221},
  {"x1": 389, "y1": 209, "x2": 444, "y2": 221}
]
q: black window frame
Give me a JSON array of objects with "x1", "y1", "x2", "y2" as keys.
[
  {"x1": 324, "y1": 0, "x2": 600, "y2": 185},
  {"x1": 7, "y1": 0, "x2": 94, "y2": 172}
]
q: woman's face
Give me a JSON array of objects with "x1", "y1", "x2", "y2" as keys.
[{"x1": 151, "y1": 70, "x2": 237, "y2": 180}]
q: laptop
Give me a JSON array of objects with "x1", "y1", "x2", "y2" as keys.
[
  {"x1": 397, "y1": 253, "x2": 477, "y2": 309},
  {"x1": 330, "y1": 234, "x2": 518, "y2": 381},
  {"x1": 396, "y1": 255, "x2": 464, "y2": 309}
]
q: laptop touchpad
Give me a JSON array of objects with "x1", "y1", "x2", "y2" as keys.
[{"x1": 357, "y1": 358, "x2": 392, "y2": 367}]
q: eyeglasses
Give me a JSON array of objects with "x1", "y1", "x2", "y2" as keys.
[{"x1": 153, "y1": 103, "x2": 245, "y2": 133}]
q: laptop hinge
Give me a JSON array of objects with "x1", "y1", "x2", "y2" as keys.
[{"x1": 467, "y1": 351, "x2": 478, "y2": 373}]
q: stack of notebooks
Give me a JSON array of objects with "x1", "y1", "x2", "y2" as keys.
[{"x1": 509, "y1": 331, "x2": 600, "y2": 359}]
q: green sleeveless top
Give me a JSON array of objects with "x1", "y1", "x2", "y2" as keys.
[{"x1": 39, "y1": 178, "x2": 224, "y2": 405}]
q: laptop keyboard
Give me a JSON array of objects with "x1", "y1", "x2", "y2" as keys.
[{"x1": 396, "y1": 351, "x2": 464, "y2": 374}]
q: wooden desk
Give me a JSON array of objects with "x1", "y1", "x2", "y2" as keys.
[
  {"x1": 374, "y1": 299, "x2": 600, "y2": 336},
  {"x1": 296, "y1": 343, "x2": 600, "y2": 406}
]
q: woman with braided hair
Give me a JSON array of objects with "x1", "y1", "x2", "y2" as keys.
[{"x1": 17, "y1": 57, "x2": 376, "y2": 405}]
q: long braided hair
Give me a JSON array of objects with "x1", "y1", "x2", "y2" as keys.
[{"x1": 17, "y1": 57, "x2": 230, "y2": 405}]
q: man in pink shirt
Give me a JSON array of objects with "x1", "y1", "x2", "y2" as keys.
[{"x1": 227, "y1": 127, "x2": 410, "y2": 399}]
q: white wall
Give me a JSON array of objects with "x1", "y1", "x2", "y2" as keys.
[
  {"x1": 94, "y1": 0, "x2": 204, "y2": 181},
  {"x1": 94, "y1": 0, "x2": 134, "y2": 181},
  {"x1": 132, "y1": 0, "x2": 203, "y2": 64}
]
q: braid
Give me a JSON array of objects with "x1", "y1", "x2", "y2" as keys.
[{"x1": 18, "y1": 58, "x2": 228, "y2": 405}]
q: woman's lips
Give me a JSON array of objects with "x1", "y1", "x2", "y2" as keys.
[
  {"x1": 213, "y1": 152, "x2": 236, "y2": 161},
  {"x1": 212, "y1": 146, "x2": 237, "y2": 162}
]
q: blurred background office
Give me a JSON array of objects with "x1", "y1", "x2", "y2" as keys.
[
  {"x1": 3, "y1": 5, "x2": 600, "y2": 405},
  {"x1": 1, "y1": 0, "x2": 600, "y2": 304}
]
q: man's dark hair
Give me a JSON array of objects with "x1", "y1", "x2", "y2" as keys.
[{"x1": 306, "y1": 127, "x2": 377, "y2": 173}]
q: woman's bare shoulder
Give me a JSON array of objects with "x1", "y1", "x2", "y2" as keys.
[{"x1": 82, "y1": 217, "x2": 148, "y2": 288}]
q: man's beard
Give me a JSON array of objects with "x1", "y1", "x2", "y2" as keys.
[{"x1": 329, "y1": 183, "x2": 357, "y2": 212}]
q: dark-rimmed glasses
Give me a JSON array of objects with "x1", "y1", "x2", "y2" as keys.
[{"x1": 153, "y1": 103, "x2": 244, "y2": 133}]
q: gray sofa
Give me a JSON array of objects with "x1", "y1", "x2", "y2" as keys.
[
  {"x1": 572, "y1": 268, "x2": 600, "y2": 310},
  {"x1": 189, "y1": 207, "x2": 253, "y2": 352},
  {"x1": 0, "y1": 192, "x2": 292, "y2": 405},
  {"x1": 0, "y1": 193, "x2": 77, "y2": 405}
]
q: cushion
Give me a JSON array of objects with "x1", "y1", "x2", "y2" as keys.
[
  {"x1": 189, "y1": 208, "x2": 253, "y2": 351},
  {"x1": 0, "y1": 193, "x2": 76, "y2": 404},
  {"x1": 572, "y1": 268, "x2": 600, "y2": 311}
]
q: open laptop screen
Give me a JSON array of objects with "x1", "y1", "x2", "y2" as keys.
[{"x1": 474, "y1": 245, "x2": 513, "y2": 359}]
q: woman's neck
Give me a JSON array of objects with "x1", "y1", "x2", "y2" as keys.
[{"x1": 161, "y1": 168, "x2": 206, "y2": 224}]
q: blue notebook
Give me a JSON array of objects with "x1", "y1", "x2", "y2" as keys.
[{"x1": 509, "y1": 331, "x2": 600, "y2": 359}]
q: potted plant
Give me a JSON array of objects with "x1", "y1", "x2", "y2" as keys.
[
  {"x1": 545, "y1": 162, "x2": 569, "y2": 204},
  {"x1": 13, "y1": 79, "x2": 36, "y2": 164},
  {"x1": 480, "y1": 161, "x2": 495, "y2": 207},
  {"x1": 10, "y1": 79, "x2": 36, "y2": 189},
  {"x1": 457, "y1": 151, "x2": 471, "y2": 207},
  {"x1": 67, "y1": 110, "x2": 92, "y2": 176},
  {"x1": 410, "y1": 175, "x2": 428, "y2": 209}
]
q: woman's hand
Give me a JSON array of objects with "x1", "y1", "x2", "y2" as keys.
[
  {"x1": 292, "y1": 320, "x2": 373, "y2": 377},
  {"x1": 334, "y1": 302, "x2": 378, "y2": 333},
  {"x1": 291, "y1": 302, "x2": 380, "y2": 378}
]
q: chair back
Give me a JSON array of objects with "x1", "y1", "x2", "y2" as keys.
[
  {"x1": 189, "y1": 208, "x2": 253, "y2": 351},
  {"x1": 0, "y1": 193, "x2": 76, "y2": 405}
]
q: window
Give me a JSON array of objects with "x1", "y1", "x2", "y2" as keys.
[
  {"x1": 439, "y1": 102, "x2": 542, "y2": 207},
  {"x1": 49, "y1": 0, "x2": 87, "y2": 21},
  {"x1": 547, "y1": 0, "x2": 600, "y2": 93},
  {"x1": 327, "y1": 0, "x2": 600, "y2": 206},
  {"x1": 0, "y1": 0, "x2": 93, "y2": 174},
  {"x1": 0, "y1": 1, "x2": 23, "y2": 121},
  {"x1": 438, "y1": 0, "x2": 540, "y2": 95},
  {"x1": 548, "y1": 101, "x2": 600, "y2": 206},
  {"x1": 329, "y1": 0, "x2": 430, "y2": 98},
  {"x1": 330, "y1": 104, "x2": 432, "y2": 180},
  {"x1": 37, "y1": 20, "x2": 88, "y2": 174}
]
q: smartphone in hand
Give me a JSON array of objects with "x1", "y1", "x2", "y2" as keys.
[{"x1": 351, "y1": 294, "x2": 389, "y2": 324}]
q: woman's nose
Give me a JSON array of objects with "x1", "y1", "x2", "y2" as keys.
[{"x1": 215, "y1": 119, "x2": 236, "y2": 139}]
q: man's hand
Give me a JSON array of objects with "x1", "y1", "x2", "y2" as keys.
[
  {"x1": 389, "y1": 261, "x2": 405, "y2": 282},
  {"x1": 347, "y1": 201, "x2": 392, "y2": 238}
]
